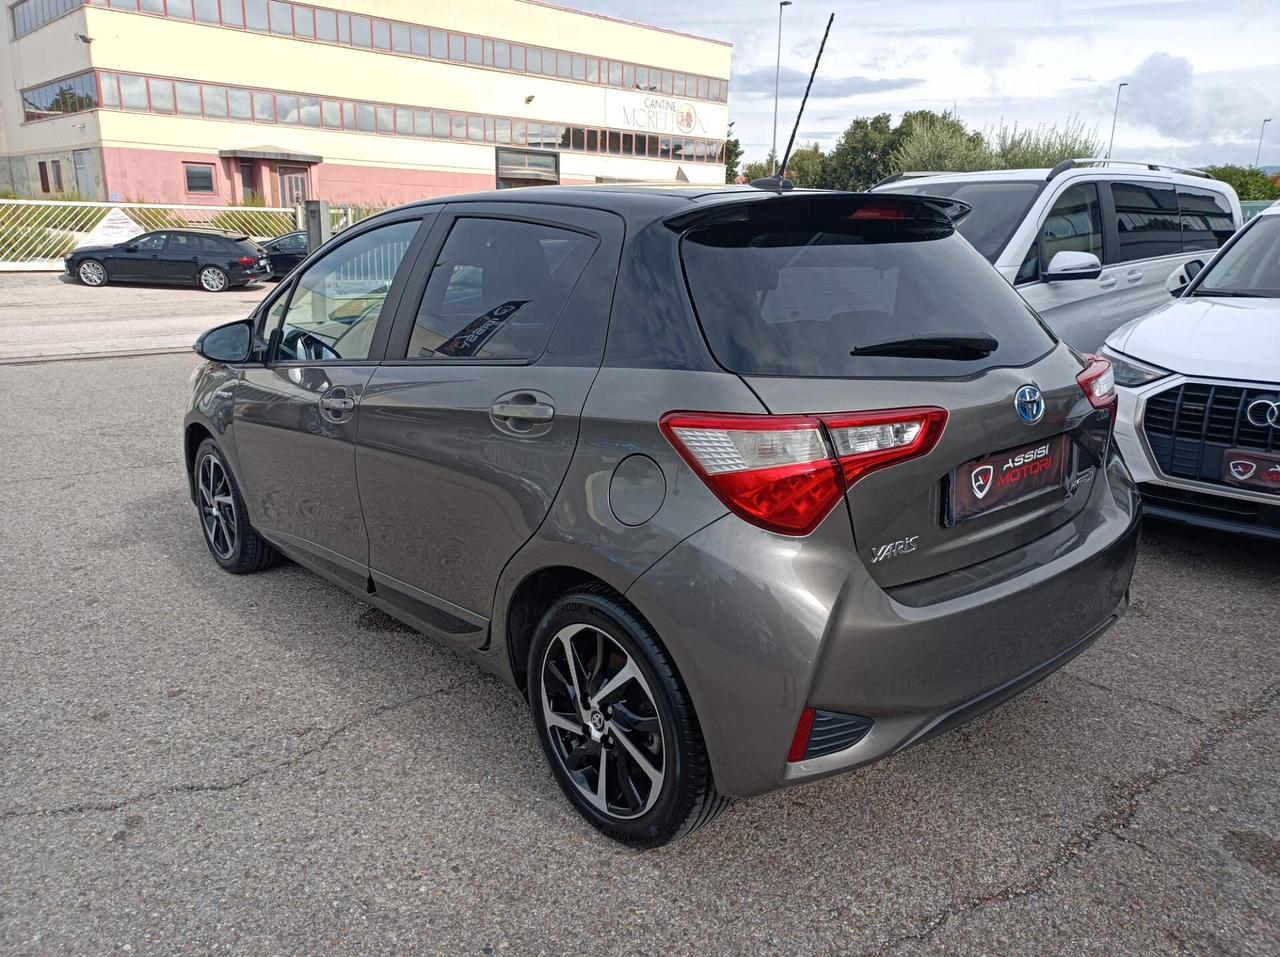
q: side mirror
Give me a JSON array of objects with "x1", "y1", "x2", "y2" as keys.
[
  {"x1": 1165, "y1": 259, "x2": 1205, "y2": 297},
  {"x1": 195, "y1": 318, "x2": 253, "y2": 364},
  {"x1": 1044, "y1": 250, "x2": 1103, "y2": 282}
]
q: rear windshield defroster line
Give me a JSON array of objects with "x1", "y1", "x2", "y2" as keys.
[{"x1": 679, "y1": 198, "x2": 1057, "y2": 379}]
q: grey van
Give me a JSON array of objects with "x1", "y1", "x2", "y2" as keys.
[{"x1": 185, "y1": 186, "x2": 1140, "y2": 846}]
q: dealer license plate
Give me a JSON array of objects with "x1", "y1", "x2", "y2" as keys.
[
  {"x1": 949, "y1": 434, "x2": 1070, "y2": 524},
  {"x1": 1222, "y1": 448, "x2": 1280, "y2": 493}
]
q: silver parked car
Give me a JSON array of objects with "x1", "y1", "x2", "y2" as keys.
[{"x1": 185, "y1": 186, "x2": 1140, "y2": 846}]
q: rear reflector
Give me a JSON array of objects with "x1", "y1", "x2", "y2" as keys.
[
  {"x1": 661, "y1": 407, "x2": 947, "y2": 536},
  {"x1": 1077, "y1": 355, "x2": 1117, "y2": 411},
  {"x1": 787, "y1": 707, "x2": 817, "y2": 763}
]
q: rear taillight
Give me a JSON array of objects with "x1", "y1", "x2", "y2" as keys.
[
  {"x1": 1077, "y1": 355, "x2": 1117, "y2": 411},
  {"x1": 660, "y1": 407, "x2": 947, "y2": 536},
  {"x1": 237, "y1": 256, "x2": 257, "y2": 266}
]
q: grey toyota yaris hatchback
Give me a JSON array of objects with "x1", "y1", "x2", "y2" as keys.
[{"x1": 186, "y1": 186, "x2": 1139, "y2": 846}]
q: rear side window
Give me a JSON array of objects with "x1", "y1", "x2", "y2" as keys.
[
  {"x1": 405, "y1": 218, "x2": 597, "y2": 360},
  {"x1": 1178, "y1": 186, "x2": 1235, "y2": 252},
  {"x1": 1111, "y1": 181, "x2": 1180, "y2": 262},
  {"x1": 681, "y1": 200, "x2": 1056, "y2": 379}
]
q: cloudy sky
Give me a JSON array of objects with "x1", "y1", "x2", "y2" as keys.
[{"x1": 588, "y1": 0, "x2": 1280, "y2": 168}]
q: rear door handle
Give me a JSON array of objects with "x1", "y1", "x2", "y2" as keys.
[
  {"x1": 320, "y1": 395, "x2": 355, "y2": 412},
  {"x1": 491, "y1": 401, "x2": 554, "y2": 422},
  {"x1": 1098, "y1": 275, "x2": 1118, "y2": 290},
  {"x1": 1125, "y1": 269, "x2": 1144, "y2": 284}
]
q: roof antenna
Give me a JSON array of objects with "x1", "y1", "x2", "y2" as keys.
[{"x1": 750, "y1": 12, "x2": 835, "y2": 192}]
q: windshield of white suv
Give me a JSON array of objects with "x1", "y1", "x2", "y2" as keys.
[
  {"x1": 887, "y1": 181, "x2": 1041, "y2": 261},
  {"x1": 1195, "y1": 216, "x2": 1280, "y2": 297}
]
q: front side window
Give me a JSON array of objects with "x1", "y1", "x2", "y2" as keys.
[
  {"x1": 273, "y1": 220, "x2": 420, "y2": 362},
  {"x1": 1041, "y1": 181, "x2": 1104, "y2": 266},
  {"x1": 133, "y1": 232, "x2": 167, "y2": 251},
  {"x1": 1111, "y1": 181, "x2": 1180, "y2": 262},
  {"x1": 406, "y1": 218, "x2": 598, "y2": 360},
  {"x1": 184, "y1": 164, "x2": 215, "y2": 193},
  {"x1": 1195, "y1": 216, "x2": 1280, "y2": 298}
]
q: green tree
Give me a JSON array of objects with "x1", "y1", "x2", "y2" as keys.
[
  {"x1": 1202, "y1": 164, "x2": 1280, "y2": 201},
  {"x1": 816, "y1": 113, "x2": 895, "y2": 191},
  {"x1": 783, "y1": 143, "x2": 825, "y2": 187},
  {"x1": 723, "y1": 135, "x2": 743, "y2": 183}
]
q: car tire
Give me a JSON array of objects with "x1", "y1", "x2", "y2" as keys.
[
  {"x1": 193, "y1": 438, "x2": 279, "y2": 574},
  {"x1": 77, "y1": 259, "x2": 107, "y2": 287},
  {"x1": 198, "y1": 265, "x2": 229, "y2": 292},
  {"x1": 528, "y1": 586, "x2": 729, "y2": 847}
]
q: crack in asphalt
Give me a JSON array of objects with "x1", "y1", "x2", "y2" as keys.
[
  {"x1": 1058, "y1": 670, "x2": 1207, "y2": 726},
  {"x1": 0, "y1": 684, "x2": 460, "y2": 822},
  {"x1": 852, "y1": 679, "x2": 1280, "y2": 957}
]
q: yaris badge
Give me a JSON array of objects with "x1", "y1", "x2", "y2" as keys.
[
  {"x1": 1014, "y1": 385, "x2": 1045, "y2": 424},
  {"x1": 971, "y1": 464, "x2": 994, "y2": 499}
]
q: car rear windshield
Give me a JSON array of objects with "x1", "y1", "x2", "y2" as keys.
[
  {"x1": 232, "y1": 239, "x2": 264, "y2": 256},
  {"x1": 888, "y1": 180, "x2": 1041, "y2": 260},
  {"x1": 680, "y1": 197, "x2": 1057, "y2": 379}
]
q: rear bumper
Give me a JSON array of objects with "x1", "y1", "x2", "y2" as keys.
[{"x1": 625, "y1": 447, "x2": 1140, "y2": 798}]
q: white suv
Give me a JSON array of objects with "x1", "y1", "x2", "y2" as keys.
[{"x1": 874, "y1": 159, "x2": 1242, "y2": 352}]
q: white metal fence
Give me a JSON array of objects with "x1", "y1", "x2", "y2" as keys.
[{"x1": 0, "y1": 199, "x2": 299, "y2": 271}]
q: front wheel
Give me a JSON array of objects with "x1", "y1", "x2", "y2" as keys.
[
  {"x1": 193, "y1": 439, "x2": 278, "y2": 573},
  {"x1": 77, "y1": 259, "x2": 107, "y2": 286},
  {"x1": 198, "y1": 265, "x2": 228, "y2": 292},
  {"x1": 528, "y1": 587, "x2": 728, "y2": 847}
]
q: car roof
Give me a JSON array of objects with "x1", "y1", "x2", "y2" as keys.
[
  {"x1": 881, "y1": 165, "x2": 1230, "y2": 191},
  {"x1": 385, "y1": 184, "x2": 825, "y2": 226}
]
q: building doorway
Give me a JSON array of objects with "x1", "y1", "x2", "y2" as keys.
[
  {"x1": 72, "y1": 150, "x2": 93, "y2": 197},
  {"x1": 279, "y1": 166, "x2": 309, "y2": 205},
  {"x1": 240, "y1": 161, "x2": 257, "y2": 202}
]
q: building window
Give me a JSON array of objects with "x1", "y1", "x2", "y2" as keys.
[
  {"x1": 20, "y1": 72, "x2": 100, "y2": 123},
  {"x1": 50, "y1": 160, "x2": 65, "y2": 191},
  {"x1": 185, "y1": 164, "x2": 215, "y2": 193},
  {"x1": 38, "y1": 162, "x2": 51, "y2": 193}
]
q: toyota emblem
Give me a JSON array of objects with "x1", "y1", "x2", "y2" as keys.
[
  {"x1": 1245, "y1": 398, "x2": 1280, "y2": 429},
  {"x1": 1014, "y1": 385, "x2": 1045, "y2": 425}
]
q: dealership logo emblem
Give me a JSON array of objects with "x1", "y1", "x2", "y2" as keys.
[
  {"x1": 971, "y1": 464, "x2": 994, "y2": 499},
  {"x1": 1229, "y1": 460, "x2": 1257, "y2": 481},
  {"x1": 1014, "y1": 385, "x2": 1045, "y2": 425},
  {"x1": 676, "y1": 102, "x2": 697, "y2": 134},
  {"x1": 1245, "y1": 398, "x2": 1280, "y2": 429}
]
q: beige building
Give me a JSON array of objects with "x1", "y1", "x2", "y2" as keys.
[{"x1": 2, "y1": 0, "x2": 732, "y2": 204}]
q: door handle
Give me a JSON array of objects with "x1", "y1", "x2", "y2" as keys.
[
  {"x1": 319, "y1": 395, "x2": 355, "y2": 412},
  {"x1": 1098, "y1": 275, "x2": 1118, "y2": 290},
  {"x1": 1125, "y1": 270, "x2": 1144, "y2": 284},
  {"x1": 491, "y1": 401, "x2": 554, "y2": 422}
]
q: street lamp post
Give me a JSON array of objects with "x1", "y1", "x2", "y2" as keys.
[
  {"x1": 1257, "y1": 118, "x2": 1272, "y2": 168},
  {"x1": 770, "y1": 0, "x2": 792, "y2": 175},
  {"x1": 1106, "y1": 81, "x2": 1128, "y2": 159}
]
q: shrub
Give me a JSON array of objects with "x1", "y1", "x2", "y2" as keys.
[{"x1": 1202, "y1": 164, "x2": 1280, "y2": 201}]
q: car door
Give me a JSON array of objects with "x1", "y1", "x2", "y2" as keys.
[
  {"x1": 355, "y1": 203, "x2": 622, "y2": 645},
  {"x1": 1103, "y1": 179, "x2": 1184, "y2": 331},
  {"x1": 107, "y1": 231, "x2": 168, "y2": 280},
  {"x1": 153, "y1": 231, "x2": 205, "y2": 283},
  {"x1": 274, "y1": 232, "x2": 308, "y2": 274},
  {"x1": 231, "y1": 214, "x2": 433, "y2": 592},
  {"x1": 1013, "y1": 180, "x2": 1117, "y2": 351}
]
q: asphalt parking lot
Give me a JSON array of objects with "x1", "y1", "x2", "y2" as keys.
[
  {"x1": 0, "y1": 274, "x2": 269, "y2": 361},
  {"x1": 2, "y1": 350, "x2": 1278, "y2": 956}
]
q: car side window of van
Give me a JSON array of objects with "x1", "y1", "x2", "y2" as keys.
[
  {"x1": 1111, "y1": 181, "x2": 1180, "y2": 262},
  {"x1": 1015, "y1": 182, "x2": 1103, "y2": 283},
  {"x1": 1178, "y1": 186, "x2": 1235, "y2": 252},
  {"x1": 404, "y1": 217, "x2": 598, "y2": 361}
]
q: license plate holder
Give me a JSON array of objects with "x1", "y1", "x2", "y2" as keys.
[
  {"x1": 948, "y1": 434, "x2": 1070, "y2": 525},
  {"x1": 1222, "y1": 448, "x2": 1280, "y2": 493}
]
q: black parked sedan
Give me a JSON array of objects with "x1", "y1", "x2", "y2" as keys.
[
  {"x1": 260, "y1": 230, "x2": 308, "y2": 280},
  {"x1": 65, "y1": 228, "x2": 270, "y2": 292}
]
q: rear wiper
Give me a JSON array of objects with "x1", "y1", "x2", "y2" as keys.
[{"x1": 850, "y1": 333, "x2": 999, "y2": 360}]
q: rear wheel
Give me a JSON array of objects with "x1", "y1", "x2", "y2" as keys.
[
  {"x1": 194, "y1": 439, "x2": 278, "y2": 574},
  {"x1": 199, "y1": 265, "x2": 228, "y2": 292},
  {"x1": 528, "y1": 587, "x2": 728, "y2": 847},
  {"x1": 77, "y1": 259, "x2": 107, "y2": 286}
]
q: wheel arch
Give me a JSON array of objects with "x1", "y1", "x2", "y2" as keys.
[
  {"x1": 503, "y1": 565, "x2": 616, "y2": 694},
  {"x1": 183, "y1": 421, "x2": 214, "y2": 502}
]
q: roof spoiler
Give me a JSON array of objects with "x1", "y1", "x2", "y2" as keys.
[
  {"x1": 664, "y1": 192, "x2": 972, "y2": 231},
  {"x1": 1047, "y1": 158, "x2": 1212, "y2": 181}
]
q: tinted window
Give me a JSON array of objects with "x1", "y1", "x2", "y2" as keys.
[
  {"x1": 1195, "y1": 217, "x2": 1280, "y2": 297},
  {"x1": 681, "y1": 199, "x2": 1056, "y2": 378},
  {"x1": 272, "y1": 220, "x2": 420, "y2": 362},
  {"x1": 1178, "y1": 186, "x2": 1235, "y2": 252},
  {"x1": 888, "y1": 181, "x2": 1040, "y2": 261},
  {"x1": 1111, "y1": 181, "x2": 1180, "y2": 262},
  {"x1": 1013, "y1": 182, "x2": 1105, "y2": 284},
  {"x1": 132, "y1": 233, "x2": 167, "y2": 251},
  {"x1": 406, "y1": 219, "x2": 597, "y2": 360}
]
